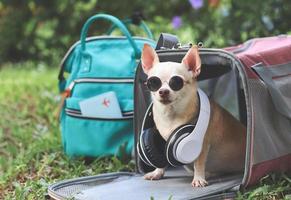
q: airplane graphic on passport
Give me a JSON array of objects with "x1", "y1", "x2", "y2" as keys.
[{"x1": 79, "y1": 91, "x2": 122, "y2": 118}]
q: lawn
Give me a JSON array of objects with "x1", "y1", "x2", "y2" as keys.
[
  {"x1": 0, "y1": 63, "x2": 134, "y2": 199},
  {"x1": 0, "y1": 63, "x2": 290, "y2": 199}
]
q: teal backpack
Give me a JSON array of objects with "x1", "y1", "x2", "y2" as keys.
[{"x1": 58, "y1": 14, "x2": 156, "y2": 157}]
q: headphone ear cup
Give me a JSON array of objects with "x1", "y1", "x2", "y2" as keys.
[
  {"x1": 165, "y1": 125, "x2": 195, "y2": 166},
  {"x1": 137, "y1": 141, "x2": 151, "y2": 167},
  {"x1": 140, "y1": 128, "x2": 168, "y2": 168}
]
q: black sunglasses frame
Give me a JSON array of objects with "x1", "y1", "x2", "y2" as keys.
[{"x1": 145, "y1": 75, "x2": 187, "y2": 92}]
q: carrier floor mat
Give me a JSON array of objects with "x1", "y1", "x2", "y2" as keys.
[{"x1": 48, "y1": 168, "x2": 242, "y2": 200}]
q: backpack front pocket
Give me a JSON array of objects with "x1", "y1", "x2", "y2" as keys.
[
  {"x1": 61, "y1": 89, "x2": 134, "y2": 157},
  {"x1": 63, "y1": 112, "x2": 133, "y2": 157}
]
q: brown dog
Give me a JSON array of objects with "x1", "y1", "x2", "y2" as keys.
[{"x1": 141, "y1": 44, "x2": 246, "y2": 187}]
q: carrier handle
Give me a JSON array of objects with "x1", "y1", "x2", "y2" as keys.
[
  {"x1": 80, "y1": 14, "x2": 140, "y2": 58},
  {"x1": 106, "y1": 18, "x2": 154, "y2": 40},
  {"x1": 156, "y1": 33, "x2": 179, "y2": 50}
]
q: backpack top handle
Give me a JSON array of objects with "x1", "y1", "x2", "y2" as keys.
[
  {"x1": 80, "y1": 14, "x2": 141, "y2": 58},
  {"x1": 106, "y1": 18, "x2": 154, "y2": 40}
]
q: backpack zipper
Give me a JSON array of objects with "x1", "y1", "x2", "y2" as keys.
[
  {"x1": 67, "y1": 78, "x2": 134, "y2": 92},
  {"x1": 56, "y1": 78, "x2": 134, "y2": 121},
  {"x1": 65, "y1": 108, "x2": 133, "y2": 120},
  {"x1": 66, "y1": 108, "x2": 133, "y2": 116},
  {"x1": 60, "y1": 36, "x2": 154, "y2": 69}
]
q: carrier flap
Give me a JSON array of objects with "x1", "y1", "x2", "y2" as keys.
[
  {"x1": 226, "y1": 35, "x2": 291, "y2": 79},
  {"x1": 48, "y1": 168, "x2": 242, "y2": 200},
  {"x1": 252, "y1": 62, "x2": 291, "y2": 119}
]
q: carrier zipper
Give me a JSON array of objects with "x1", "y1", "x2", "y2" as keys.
[{"x1": 65, "y1": 108, "x2": 133, "y2": 120}]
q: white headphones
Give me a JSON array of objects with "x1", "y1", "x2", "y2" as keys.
[{"x1": 137, "y1": 89, "x2": 211, "y2": 168}]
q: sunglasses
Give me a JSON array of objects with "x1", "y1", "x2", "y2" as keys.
[{"x1": 146, "y1": 75, "x2": 187, "y2": 92}]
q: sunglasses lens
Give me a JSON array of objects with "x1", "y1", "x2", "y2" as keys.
[
  {"x1": 169, "y1": 76, "x2": 184, "y2": 91},
  {"x1": 146, "y1": 76, "x2": 162, "y2": 91}
]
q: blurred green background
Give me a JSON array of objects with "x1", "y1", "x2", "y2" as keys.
[
  {"x1": 1, "y1": 0, "x2": 291, "y2": 199},
  {"x1": 0, "y1": 0, "x2": 290, "y2": 66}
]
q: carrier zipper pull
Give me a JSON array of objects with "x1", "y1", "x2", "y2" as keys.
[
  {"x1": 55, "y1": 82, "x2": 75, "y2": 121},
  {"x1": 177, "y1": 43, "x2": 194, "y2": 49},
  {"x1": 197, "y1": 42, "x2": 203, "y2": 48}
]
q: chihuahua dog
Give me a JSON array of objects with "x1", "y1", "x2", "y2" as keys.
[{"x1": 141, "y1": 44, "x2": 246, "y2": 187}]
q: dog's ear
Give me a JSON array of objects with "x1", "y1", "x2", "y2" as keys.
[
  {"x1": 141, "y1": 44, "x2": 159, "y2": 74},
  {"x1": 182, "y1": 46, "x2": 201, "y2": 77}
]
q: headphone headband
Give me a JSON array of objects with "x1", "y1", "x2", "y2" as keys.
[{"x1": 175, "y1": 89, "x2": 210, "y2": 163}]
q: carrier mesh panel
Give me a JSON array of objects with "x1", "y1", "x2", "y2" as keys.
[
  {"x1": 49, "y1": 170, "x2": 242, "y2": 200},
  {"x1": 134, "y1": 54, "x2": 244, "y2": 173},
  {"x1": 248, "y1": 79, "x2": 291, "y2": 164},
  {"x1": 199, "y1": 69, "x2": 239, "y2": 119},
  {"x1": 52, "y1": 183, "x2": 91, "y2": 198},
  {"x1": 48, "y1": 174, "x2": 130, "y2": 199}
]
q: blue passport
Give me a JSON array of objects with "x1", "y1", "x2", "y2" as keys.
[{"x1": 79, "y1": 91, "x2": 122, "y2": 118}]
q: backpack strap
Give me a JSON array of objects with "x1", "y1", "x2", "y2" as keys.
[{"x1": 155, "y1": 33, "x2": 179, "y2": 50}]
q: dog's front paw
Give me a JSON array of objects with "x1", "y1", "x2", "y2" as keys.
[
  {"x1": 191, "y1": 177, "x2": 208, "y2": 187},
  {"x1": 144, "y1": 168, "x2": 164, "y2": 180}
]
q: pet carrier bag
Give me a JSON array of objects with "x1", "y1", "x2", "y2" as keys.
[
  {"x1": 49, "y1": 34, "x2": 291, "y2": 199},
  {"x1": 57, "y1": 14, "x2": 156, "y2": 157}
]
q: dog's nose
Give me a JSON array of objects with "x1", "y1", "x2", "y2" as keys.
[{"x1": 159, "y1": 89, "x2": 170, "y2": 98}]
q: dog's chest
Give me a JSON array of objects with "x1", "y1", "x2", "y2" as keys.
[{"x1": 153, "y1": 112, "x2": 190, "y2": 141}]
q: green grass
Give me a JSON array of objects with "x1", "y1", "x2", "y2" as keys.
[
  {"x1": 0, "y1": 63, "x2": 290, "y2": 199},
  {"x1": 0, "y1": 63, "x2": 134, "y2": 199},
  {"x1": 237, "y1": 173, "x2": 291, "y2": 200}
]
